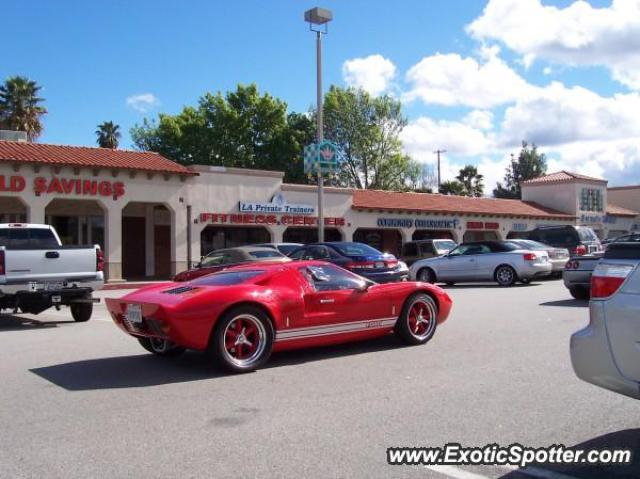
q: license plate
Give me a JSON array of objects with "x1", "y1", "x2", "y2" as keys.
[
  {"x1": 375, "y1": 261, "x2": 385, "y2": 268},
  {"x1": 45, "y1": 282, "x2": 64, "y2": 291},
  {"x1": 126, "y1": 304, "x2": 142, "y2": 324}
]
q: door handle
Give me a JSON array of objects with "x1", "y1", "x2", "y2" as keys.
[
  {"x1": 45, "y1": 251, "x2": 60, "y2": 259},
  {"x1": 319, "y1": 298, "x2": 335, "y2": 304}
]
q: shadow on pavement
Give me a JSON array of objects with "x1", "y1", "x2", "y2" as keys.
[
  {"x1": 30, "y1": 335, "x2": 403, "y2": 390},
  {"x1": 0, "y1": 314, "x2": 74, "y2": 330},
  {"x1": 499, "y1": 429, "x2": 640, "y2": 479},
  {"x1": 443, "y1": 283, "x2": 541, "y2": 289},
  {"x1": 540, "y1": 299, "x2": 588, "y2": 308}
]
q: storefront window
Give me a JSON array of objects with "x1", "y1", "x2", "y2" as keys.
[
  {"x1": 580, "y1": 188, "x2": 603, "y2": 212},
  {"x1": 353, "y1": 229, "x2": 402, "y2": 256},
  {"x1": 463, "y1": 231, "x2": 499, "y2": 242},
  {"x1": 283, "y1": 227, "x2": 342, "y2": 244},
  {"x1": 412, "y1": 230, "x2": 454, "y2": 241},
  {"x1": 200, "y1": 226, "x2": 271, "y2": 256}
]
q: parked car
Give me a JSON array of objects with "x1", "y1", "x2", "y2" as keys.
[
  {"x1": 400, "y1": 239, "x2": 457, "y2": 266},
  {"x1": 563, "y1": 234, "x2": 639, "y2": 299},
  {"x1": 570, "y1": 242, "x2": 640, "y2": 399},
  {"x1": 603, "y1": 233, "x2": 640, "y2": 249},
  {"x1": 105, "y1": 261, "x2": 453, "y2": 373},
  {"x1": 288, "y1": 242, "x2": 408, "y2": 283},
  {"x1": 252, "y1": 243, "x2": 303, "y2": 256},
  {"x1": 562, "y1": 253, "x2": 604, "y2": 299},
  {"x1": 510, "y1": 225, "x2": 601, "y2": 256},
  {"x1": 506, "y1": 239, "x2": 569, "y2": 276},
  {"x1": 173, "y1": 246, "x2": 290, "y2": 282},
  {"x1": 0, "y1": 223, "x2": 103, "y2": 321},
  {"x1": 409, "y1": 240, "x2": 552, "y2": 286}
]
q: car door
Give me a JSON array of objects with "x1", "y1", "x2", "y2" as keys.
[
  {"x1": 438, "y1": 244, "x2": 479, "y2": 281},
  {"x1": 296, "y1": 264, "x2": 395, "y2": 333},
  {"x1": 473, "y1": 243, "x2": 501, "y2": 279}
]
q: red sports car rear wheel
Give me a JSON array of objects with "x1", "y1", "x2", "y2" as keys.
[
  {"x1": 397, "y1": 293, "x2": 438, "y2": 345},
  {"x1": 210, "y1": 306, "x2": 274, "y2": 373}
]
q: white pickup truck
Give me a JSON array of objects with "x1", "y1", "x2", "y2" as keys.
[{"x1": 0, "y1": 223, "x2": 104, "y2": 321}]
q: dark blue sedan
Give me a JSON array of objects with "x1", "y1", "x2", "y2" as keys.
[{"x1": 288, "y1": 242, "x2": 408, "y2": 283}]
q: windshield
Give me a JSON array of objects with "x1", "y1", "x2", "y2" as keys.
[
  {"x1": 511, "y1": 240, "x2": 546, "y2": 250},
  {"x1": 332, "y1": 242, "x2": 383, "y2": 256},
  {"x1": 433, "y1": 240, "x2": 457, "y2": 252},
  {"x1": 248, "y1": 250, "x2": 284, "y2": 258},
  {"x1": 578, "y1": 227, "x2": 598, "y2": 242},
  {"x1": 190, "y1": 270, "x2": 264, "y2": 286}
]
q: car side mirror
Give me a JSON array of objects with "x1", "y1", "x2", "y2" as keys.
[
  {"x1": 195, "y1": 262, "x2": 202, "y2": 269},
  {"x1": 356, "y1": 281, "x2": 370, "y2": 292}
]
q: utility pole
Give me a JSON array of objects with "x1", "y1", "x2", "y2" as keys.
[{"x1": 433, "y1": 149, "x2": 446, "y2": 190}]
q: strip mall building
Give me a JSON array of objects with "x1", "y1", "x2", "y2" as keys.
[{"x1": 0, "y1": 141, "x2": 638, "y2": 281}]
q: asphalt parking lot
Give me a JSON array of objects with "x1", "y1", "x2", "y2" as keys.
[{"x1": 1, "y1": 278, "x2": 639, "y2": 479}]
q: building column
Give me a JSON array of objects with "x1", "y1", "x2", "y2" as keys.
[
  {"x1": 171, "y1": 202, "x2": 188, "y2": 277},
  {"x1": 145, "y1": 204, "x2": 155, "y2": 277},
  {"x1": 105, "y1": 205, "x2": 123, "y2": 282},
  {"x1": 27, "y1": 198, "x2": 47, "y2": 224}
]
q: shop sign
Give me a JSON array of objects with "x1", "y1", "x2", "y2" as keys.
[
  {"x1": 0, "y1": 174, "x2": 125, "y2": 199},
  {"x1": 239, "y1": 193, "x2": 314, "y2": 215},
  {"x1": 376, "y1": 217, "x2": 459, "y2": 229},
  {"x1": 200, "y1": 213, "x2": 345, "y2": 226},
  {"x1": 466, "y1": 221, "x2": 499, "y2": 230},
  {"x1": 580, "y1": 214, "x2": 604, "y2": 224}
]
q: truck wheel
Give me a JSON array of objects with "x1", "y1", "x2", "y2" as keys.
[
  {"x1": 71, "y1": 303, "x2": 93, "y2": 322},
  {"x1": 569, "y1": 286, "x2": 590, "y2": 300}
]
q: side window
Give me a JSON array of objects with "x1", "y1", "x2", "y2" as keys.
[
  {"x1": 289, "y1": 248, "x2": 307, "y2": 260},
  {"x1": 308, "y1": 246, "x2": 330, "y2": 260},
  {"x1": 201, "y1": 253, "x2": 226, "y2": 268},
  {"x1": 403, "y1": 243, "x2": 418, "y2": 256},
  {"x1": 301, "y1": 265, "x2": 365, "y2": 292},
  {"x1": 0, "y1": 229, "x2": 8, "y2": 247},
  {"x1": 463, "y1": 244, "x2": 490, "y2": 255}
]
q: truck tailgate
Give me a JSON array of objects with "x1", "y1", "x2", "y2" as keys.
[{"x1": 2, "y1": 247, "x2": 98, "y2": 283}]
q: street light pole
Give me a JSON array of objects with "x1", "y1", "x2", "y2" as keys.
[
  {"x1": 316, "y1": 29, "x2": 324, "y2": 242},
  {"x1": 305, "y1": 7, "x2": 332, "y2": 243},
  {"x1": 433, "y1": 149, "x2": 447, "y2": 190}
]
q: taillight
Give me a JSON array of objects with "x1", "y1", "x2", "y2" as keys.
[
  {"x1": 0, "y1": 250, "x2": 4, "y2": 275},
  {"x1": 575, "y1": 245, "x2": 587, "y2": 256},
  {"x1": 523, "y1": 253, "x2": 536, "y2": 261},
  {"x1": 565, "y1": 260, "x2": 579, "y2": 269},
  {"x1": 96, "y1": 248, "x2": 104, "y2": 272},
  {"x1": 346, "y1": 261, "x2": 375, "y2": 269},
  {"x1": 591, "y1": 263, "x2": 634, "y2": 299},
  {"x1": 386, "y1": 259, "x2": 398, "y2": 268}
]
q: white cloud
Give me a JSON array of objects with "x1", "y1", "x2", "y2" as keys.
[
  {"x1": 499, "y1": 81, "x2": 640, "y2": 147},
  {"x1": 463, "y1": 110, "x2": 494, "y2": 131},
  {"x1": 342, "y1": 55, "x2": 396, "y2": 96},
  {"x1": 467, "y1": 0, "x2": 640, "y2": 89},
  {"x1": 403, "y1": 53, "x2": 531, "y2": 108},
  {"x1": 126, "y1": 93, "x2": 160, "y2": 113}
]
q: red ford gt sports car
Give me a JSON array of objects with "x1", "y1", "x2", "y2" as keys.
[{"x1": 105, "y1": 261, "x2": 452, "y2": 373}]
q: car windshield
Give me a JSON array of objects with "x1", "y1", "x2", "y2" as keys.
[
  {"x1": 511, "y1": 240, "x2": 546, "y2": 250},
  {"x1": 277, "y1": 244, "x2": 300, "y2": 255},
  {"x1": 433, "y1": 240, "x2": 456, "y2": 251},
  {"x1": 332, "y1": 242, "x2": 382, "y2": 256},
  {"x1": 190, "y1": 270, "x2": 265, "y2": 286},
  {"x1": 578, "y1": 228, "x2": 598, "y2": 242},
  {"x1": 248, "y1": 250, "x2": 284, "y2": 258}
]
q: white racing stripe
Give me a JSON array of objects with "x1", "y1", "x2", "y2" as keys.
[{"x1": 275, "y1": 317, "x2": 397, "y2": 342}]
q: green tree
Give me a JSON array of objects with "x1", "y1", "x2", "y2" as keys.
[
  {"x1": 493, "y1": 142, "x2": 548, "y2": 198},
  {"x1": 0, "y1": 76, "x2": 47, "y2": 141},
  {"x1": 323, "y1": 86, "x2": 420, "y2": 190},
  {"x1": 95, "y1": 121, "x2": 121, "y2": 149},
  {"x1": 131, "y1": 84, "x2": 311, "y2": 183},
  {"x1": 456, "y1": 165, "x2": 484, "y2": 197},
  {"x1": 439, "y1": 180, "x2": 466, "y2": 195}
]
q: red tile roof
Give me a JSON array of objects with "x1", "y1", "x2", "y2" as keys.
[
  {"x1": 0, "y1": 141, "x2": 196, "y2": 175},
  {"x1": 607, "y1": 203, "x2": 639, "y2": 217},
  {"x1": 523, "y1": 170, "x2": 606, "y2": 185},
  {"x1": 352, "y1": 189, "x2": 575, "y2": 219}
]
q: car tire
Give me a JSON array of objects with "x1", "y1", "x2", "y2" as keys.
[
  {"x1": 417, "y1": 267, "x2": 436, "y2": 284},
  {"x1": 495, "y1": 265, "x2": 517, "y2": 287},
  {"x1": 396, "y1": 293, "x2": 438, "y2": 345},
  {"x1": 70, "y1": 302, "x2": 93, "y2": 322},
  {"x1": 569, "y1": 286, "x2": 590, "y2": 300},
  {"x1": 138, "y1": 337, "x2": 186, "y2": 356},
  {"x1": 209, "y1": 305, "x2": 274, "y2": 373},
  {"x1": 520, "y1": 278, "x2": 531, "y2": 284}
]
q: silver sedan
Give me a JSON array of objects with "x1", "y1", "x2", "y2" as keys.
[
  {"x1": 408, "y1": 240, "x2": 552, "y2": 286},
  {"x1": 506, "y1": 239, "x2": 569, "y2": 275},
  {"x1": 571, "y1": 243, "x2": 640, "y2": 399}
]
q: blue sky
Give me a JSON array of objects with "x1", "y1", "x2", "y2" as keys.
[{"x1": 3, "y1": 0, "x2": 640, "y2": 189}]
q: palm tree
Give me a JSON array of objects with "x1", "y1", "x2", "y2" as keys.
[
  {"x1": 439, "y1": 180, "x2": 466, "y2": 196},
  {"x1": 0, "y1": 76, "x2": 47, "y2": 141},
  {"x1": 96, "y1": 121, "x2": 121, "y2": 149},
  {"x1": 456, "y1": 165, "x2": 484, "y2": 197}
]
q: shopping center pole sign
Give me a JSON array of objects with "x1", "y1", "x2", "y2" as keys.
[{"x1": 304, "y1": 139, "x2": 340, "y2": 241}]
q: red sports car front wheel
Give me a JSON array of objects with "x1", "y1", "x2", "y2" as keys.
[
  {"x1": 210, "y1": 306, "x2": 274, "y2": 373},
  {"x1": 396, "y1": 293, "x2": 438, "y2": 345}
]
